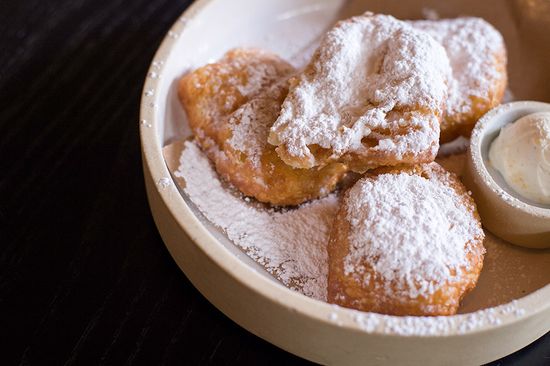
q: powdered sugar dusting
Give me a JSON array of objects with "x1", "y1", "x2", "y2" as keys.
[
  {"x1": 344, "y1": 167, "x2": 484, "y2": 299},
  {"x1": 350, "y1": 299, "x2": 525, "y2": 335},
  {"x1": 412, "y1": 17, "x2": 506, "y2": 117},
  {"x1": 190, "y1": 48, "x2": 294, "y2": 115},
  {"x1": 227, "y1": 81, "x2": 289, "y2": 168},
  {"x1": 226, "y1": 52, "x2": 290, "y2": 101},
  {"x1": 269, "y1": 13, "x2": 450, "y2": 167},
  {"x1": 167, "y1": 141, "x2": 536, "y2": 336},
  {"x1": 175, "y1": 141, "x2": 337, "y2": 300}
]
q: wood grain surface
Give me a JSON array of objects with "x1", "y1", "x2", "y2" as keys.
[{"x1": 0, "y1": 0, "x2": 548, "y2": 365}]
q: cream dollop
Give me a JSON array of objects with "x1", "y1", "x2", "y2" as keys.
[{"x1": 489, "y1": 112, "x2": 550, "y2": 204}]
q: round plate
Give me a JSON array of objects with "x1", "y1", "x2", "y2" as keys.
[{"x1": 140, "y1": 1, "x2": 550, "y2": 364}]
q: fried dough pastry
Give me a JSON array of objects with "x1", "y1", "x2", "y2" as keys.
[
  {"x1": 178, "y1": 49, "x2": 348, "y2": 206},
  {"x1": 268, "y1": 13, "x2": 451, "y2": 172},
  {"x1": 412, "y1": 17, "x2": 507, "y2": 143},
  {"x1": 179, "y1": 48, "x2": 294, "y2": 154},
  {"x1": 328, "y1": 163, "x2": 485, "y2": 316}
]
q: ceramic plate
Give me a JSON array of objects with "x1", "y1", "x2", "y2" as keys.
[{"x1": 140, "y1": 1, "x2": 550, "y2": 364}]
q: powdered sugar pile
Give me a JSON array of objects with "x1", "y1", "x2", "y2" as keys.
[
  {"x1": 174, "y1": 141, "x2": 337, "y2": 300},
  {"x1": 411, "y1": 17, "x2": 506, "y2": 117},
  {"x1": 268, "y1": 13, "x2": 450, "y2": 167},
  {"x1": 344, "y1": 166, "x2": 484, "y2": 299}
]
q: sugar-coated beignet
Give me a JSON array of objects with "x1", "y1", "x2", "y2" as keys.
[
  {"x1": 217, "y1": 80, "x2": 348, "y2": 205},
  {"x1": 179, "y1": 48, "x2": 294, "y2": 154},
  {"x1": 328, "y1": 163, "x2": 485, "y2": 316},
  {"x1": 412, "y1": 17, "x2": 507, "y2": 143},
  {"x1": 268, "y1": 13, "x2": 451, "y2": 172},
  {"x1": 178, "y1": 49, "x2": 348, "y2": 206}
]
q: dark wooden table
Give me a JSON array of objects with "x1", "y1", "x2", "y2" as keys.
[{"x1": 1, "y1": 1, "x2": 548, "y2": 364}]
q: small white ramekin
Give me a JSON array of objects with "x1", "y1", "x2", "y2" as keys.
[{"x1": 464, "y1": 101, "x2": 550, "y2": 249}]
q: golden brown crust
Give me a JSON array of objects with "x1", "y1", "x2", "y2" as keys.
[
  {"x1": 178, "y1": 48, "x2": 348, "y2": 206},
  {"x1": 327, "y1": 163, "x2": 485, "y2": 316},
  {"x1": 178, "y1": 48, "x2": 295, "y2": 153},
  {"x1": 440, "y1": 50, "x2": 507, "y2": 143},
  {"x1": 216, "y1": 80, "x2": 348, "y2": 205}
]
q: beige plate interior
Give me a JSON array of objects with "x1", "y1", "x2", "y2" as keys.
[{"x1": 140, "y1": 1, "x2": 550, "y2": 365}]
